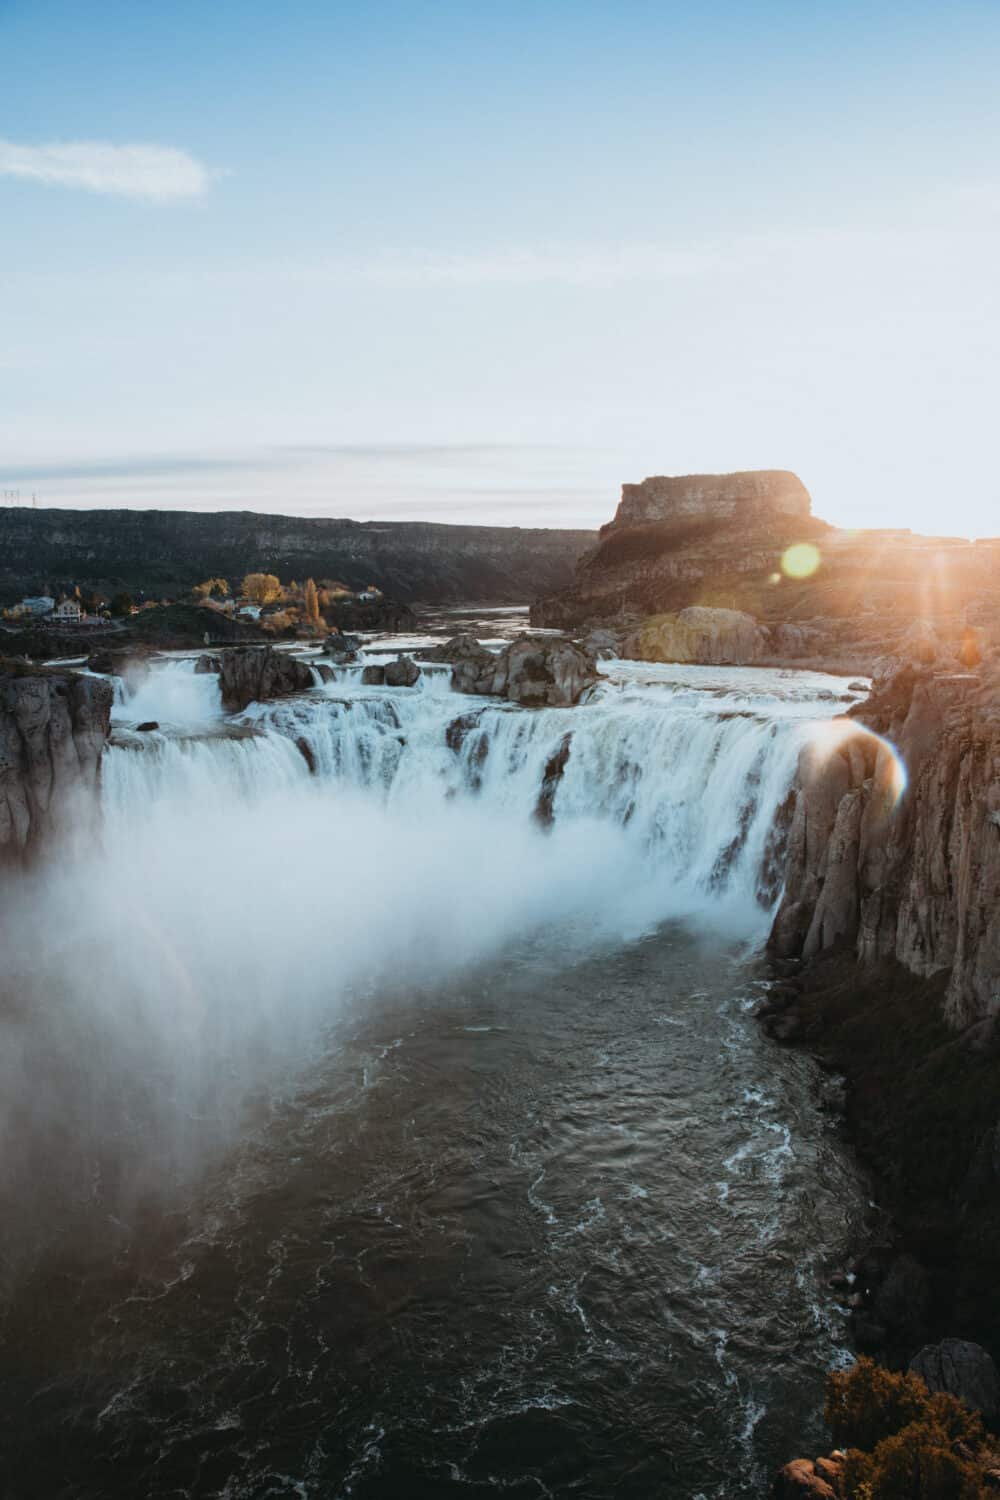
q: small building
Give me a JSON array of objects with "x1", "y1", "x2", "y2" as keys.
[
  {"x1": 357, "y1": 588, "x2": 382, "y2": 602},
  {"x1": 52, "y1": 599, "x2": 83, "y2": 622},
  {"x1": 236, "y1": 603, "x2": 262, "y2": 620}
]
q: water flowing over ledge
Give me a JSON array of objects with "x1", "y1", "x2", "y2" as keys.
[{"x1": 0, "y1": 647, "x2": 874, "y2": 1497}]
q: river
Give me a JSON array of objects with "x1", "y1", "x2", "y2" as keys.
[{"x1": 0, "y1": 625, "x2": 871, "y2": 1498}]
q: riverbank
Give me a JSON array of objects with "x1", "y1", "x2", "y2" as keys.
[{"x1": 758, "y1": 950, "x2": 1000, "y2": 1368}]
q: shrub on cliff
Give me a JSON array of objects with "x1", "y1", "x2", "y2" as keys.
[
  {"x1": 843, "y1": 1420, "x2": 982, "y2": 1499},
  {"x1": 827, "y1": 1359, "x2": 986, "y2": 1497}
]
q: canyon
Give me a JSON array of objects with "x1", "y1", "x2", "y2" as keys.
[
  {"x1": 0, "y1": 507, "x2": 594, "y2": 606},
  {"x1": 0, "y1": 481, "x2": 997, "y2": 1496}
]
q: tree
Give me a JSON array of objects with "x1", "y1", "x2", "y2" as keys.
[
  {"x1": 109, "y1": 592, "x2": 135, "y2": 617},
  {"x1": 241, "y1": 572, "x2": 282, "y2": 605},
  {"x1": 193, "y1": 577, "x2": 229, "y2": 600},
  {"x1": 304, "y1": 577, "x2": 321, "y2": 627}
]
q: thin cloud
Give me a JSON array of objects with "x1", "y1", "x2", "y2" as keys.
[{"x1": 0, "y1": 139, "x2": 215, "y2": 200}]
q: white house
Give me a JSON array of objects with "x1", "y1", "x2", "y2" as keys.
[
  {"x1": 357, "y1": 588, "x2": 382, "y2": 602},
  {"x1": 53, "y1": 599, "x2": 83, "y2": 622},
  {"x1": 236, "y1": 603, "x2": 262, "y2": 620}
]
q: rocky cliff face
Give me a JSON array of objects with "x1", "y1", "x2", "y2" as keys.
[
  {"x1": 532, "y1": 471, "x2": 1000, "y2": 674},
  {"x1": 613, "y1": 469, "x2": 811, "y2": 529},
  {"x1": 0, "y1": 665, "x2": 113, "y2": 861},
  {"x1": 770, "y1": 659, "x2": 1000, "y2": 1026},
  {"x1": 0, "y1": 509, "x2": 595, "y2": 606}
]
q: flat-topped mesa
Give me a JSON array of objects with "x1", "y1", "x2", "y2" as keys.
[{"x1": 608, "y1": 469, "x2": 812, "y2": 532}]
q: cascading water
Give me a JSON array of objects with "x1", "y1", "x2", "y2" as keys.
[{"x1": 0, "y1": 646, "x2": 872, "y2": 1499}]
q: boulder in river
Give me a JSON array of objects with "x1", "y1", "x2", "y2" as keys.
[
  {"x1": 361, "y1": 665, "x2": 386, "y2": 686},
  {"x1": 384, "y1": 655, "x2": 420, "y2": 688},
  {"x1": 452, "y1": 634, "x2": 598, "y2": 707},
  {"x1": 213, "y1": 647, "x2": 314, "y2": 712}
]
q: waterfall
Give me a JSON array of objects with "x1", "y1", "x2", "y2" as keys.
[
  {"x1": 100, "y1": 658, "x2": 855, "y2": 922},
  {"x1": 0, "y1": 654, "x2": 863, "y2": 1253}
]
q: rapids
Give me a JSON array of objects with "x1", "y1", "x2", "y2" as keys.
[{"x1": 0, "y1": 641, "x2": 871, "y2": 1498}]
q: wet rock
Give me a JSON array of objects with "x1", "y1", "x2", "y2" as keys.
[
  {"x1": 445, "y1": 712, "x2": 485, "y2": 755},
  {"x1": 770, "y1": 1458, "x2": 837, "y2": 1498},
  {"x1": 214, "y1": 647, "x2": 314, "y2": 712},
  {"x1": 418, "y1": 633, "x2": 494, "y2": 666},
  {"x1": 313, "y1": 663, "x2": 335, "y2": 684},
  {"x1": 579, "y1": 627, "x2": 622, "y2": 659},
  {"x1": 535, "y1": 733, "x2": 572, "y2": 825},
  {"x1": 452, "y1": 634, "x2": 598, "y2": 707},
  {"x1": 295, "y1": 737, "x2": 317, "y2": 774},
  {"x1": 361, "y1": 665, "x2": 386, "y2": 686},
  {"x1": 384, "y1": 654, "x2": 420, "y2": 688},
  {"x1": 134, "y1": 721, "x2": 159, "y2": 732},
  {"x1": 909, "y1": 1339, "x2": 1000, "y2": 1424},
  {"x1": 195, "y1": 653, "x2": 222, "y2": 674}
]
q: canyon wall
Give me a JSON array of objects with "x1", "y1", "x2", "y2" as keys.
[
  {"x1": 532, "y1": 470, "x2": 1000, "y2": 673},
  {"x1": 0, "y1": 665, "x2": 113, "y2": 861},
  {"x1": 770, "y1": 659, "x2": 1000, "y2": 1026},
  {"x1": 0, "y1": 509, "x2": 595, "y2": 605}
]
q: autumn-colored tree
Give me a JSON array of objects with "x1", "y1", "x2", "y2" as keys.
[
  {"x1": 241, "y1": 572, "x2": 282, "y2": 605},
  {"x1": 193, "y1": 577, "x2": 230, "y2": 601},
  {"x1": 304, "y1": 577, "x2": 321, "y2": 626}
]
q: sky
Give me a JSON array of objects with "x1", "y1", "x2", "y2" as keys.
[{"x1": 1, "y1": 0, "x2": 998, "y2": 535}]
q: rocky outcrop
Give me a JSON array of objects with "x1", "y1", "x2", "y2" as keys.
[
  {"x1": 0, "y1": 508, "x2": 594, "y2": 607},
  {"x1": 0, "y1": 663, "x2": 113, "y2": 861},
  {"x1": 770, "y1": 1455, "x2": 843, "y2": 1498},
  {"x1": 909, "y1": 1340, "x2": 1000, "y2": 1426},
  {"x1": 452, "y1": 634, "x2": 599, "y2": 708},
  {"x1": 622, "y1": 606, "x2": 768, "y2": 665},
  {"x1": 615, "y1": 470, "x2": 811, "y2": 529},
  {"x1": 531, "y1": 469, "x2": 1000, "y2": 675},
  {"x1": 417, "y1": 633, "x2": 494, "y2": 666},
  {"x1": 770, "y1": 660, "x2": 1000, "y2": 1025},
  {"x1": 210, "y1": 647, "x2": 314, "y2": 713},
  {"x1": 384, "y1": 655, "x2": 420, "y2": 688}
]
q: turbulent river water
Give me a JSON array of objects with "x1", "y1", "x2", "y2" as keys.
[{"x1": 0, "y1": 622, "x2": 872, "y2": 1499}]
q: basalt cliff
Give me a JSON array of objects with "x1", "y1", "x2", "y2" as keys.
[
  {"x1": 532, "y1": 470, "x2": 1000, "y2": 673},
  {"x1": 0, "y1": 663, "x2": 113, "y2": 862},
  {"x1": 0, "y1": 509, "x2": 594, "y2": 606},
  {"x1": 770, "y1": 657, "x2": 1000, "y2": 1027}
]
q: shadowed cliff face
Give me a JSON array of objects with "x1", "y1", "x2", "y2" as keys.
[
  {"x1": 0, "y1": 666, "x2": 113, "y2": 861},
  {"x1": 531, "y1": 472, "x2": 1000, "y2": 665},
  {"x1": 770, "y1": 660, "x2": 1000, "y2": 1026},
  {"x1": 0, "y1": 509, "x2": 595, "y2": 605}
]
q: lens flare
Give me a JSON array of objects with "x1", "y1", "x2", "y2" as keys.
[
  {"x1": 805, "y1": 717, "x2": 908, "y2": 808},
  {"x1": 781, "y1": 542, "x2": 821, "y2": 580}
]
